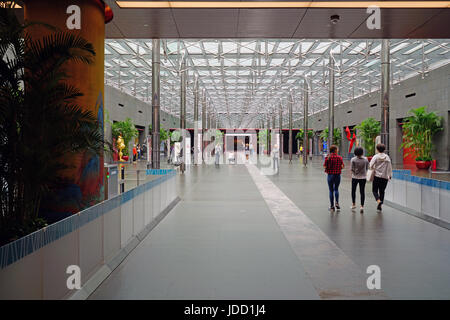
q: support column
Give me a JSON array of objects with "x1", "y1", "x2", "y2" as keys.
[
  {"x1": 279, "y1": 102, "x2": 283, "y2": 159},
  {"x1": 24, "y1": 0, "x2": 113, "y2": 211},
  {"x1": 328, "y1": 55, "x2": 335, "y2": 150},
  {"x1": 381, "y1": 39, "x2": 390, "y2": 155},
  {"x1": 288, "y1": 93, "x2": 293, "y2": 163},
  {"x1": 202, "y1": 89, "x2": 206, "y2": 162},
  {"x1": 193, "y1": 75, "x2": 199, "y2": 165},
  {"x1": 267, "y1": 114, "x2": 271, "y2": 155},
  {"x1": 303, "y1": 79, "x2": 309, "y2": 166},
  {"x1": 180, "y1": 54, "x2": 186, "y2": 173},
  {"x1": 152, "y1": 39, "x2": 161, "y2": 169}
]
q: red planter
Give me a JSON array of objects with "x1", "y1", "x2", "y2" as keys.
[
  {"x1": 122, "y1": 155, "x2": 129, "y2": 161},
  {"x1": 367, "y1": 156, "x2": 373, "y2": 162},
  {"x1": 415, "y1": 160, "x2": 431, "y2": 169}
]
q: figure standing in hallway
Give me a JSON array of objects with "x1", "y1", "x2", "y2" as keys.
[
  {"x1": 323, "y1": 145, "x2": 344, "y2": 212},
  {"x1": 133, "y1": 144, "x2": 137, "y2": 162},
  {"x1": 215, "y1": 143, "x2": 221, "y2": 165},
  {"x1": 272, "y1": 144, "x2": 280, "y2": 173},
  {"x1": 369, "y1": 143, "x2": 392, "y2": 212},
  {"x1": 350, "y1": 147, "x2": 369, "y2": 213}
]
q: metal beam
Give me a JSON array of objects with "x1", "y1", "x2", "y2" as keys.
[
  {"x1": 151, "y1": 39, "x2": 160, "y2": 169},
  {"x1": 288, "y1": 93, "x2": 293, "y2": 163},
  {"x1": 328, "y1": 55, "x2": 335, "y2": 149},
  {"x1": 180, "y1": 54, "x2": 186, "y2": 173},
  {"x1": 381, "y1": 39, "x2": 390, "y2": 155},
  {"x1": 303, "y1": 78, "x2": 308, "y2": 166},
  {"x1": 194, "y1": 75, "x2": 199, "y2": 165}
]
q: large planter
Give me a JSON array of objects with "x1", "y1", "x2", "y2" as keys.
[
  {"x1": 415, "y1": 160, "x2": 431, "y2": 169},
  {"x1": 367, "y1": 156, "x2": 373, "y2": 162}
]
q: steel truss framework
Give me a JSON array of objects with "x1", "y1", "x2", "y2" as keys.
[{"x1": 104, "y1": 39, "x2": 449, "y2": 128}]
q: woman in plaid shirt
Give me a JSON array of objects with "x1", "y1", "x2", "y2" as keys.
[{"x1": 323, "y1": 145, "x2": 345, "y2": 211}]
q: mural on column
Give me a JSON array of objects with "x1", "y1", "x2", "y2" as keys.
[{"x1": 24, "y1": 0, "x2": 113, "y2": 220}]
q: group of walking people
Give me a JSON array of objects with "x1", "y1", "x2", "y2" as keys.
[{"x1": 323, "y1": 143, "x2": 393, "y2": 213}]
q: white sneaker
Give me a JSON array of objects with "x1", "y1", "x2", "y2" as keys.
[
  {"x1": 351, "y1": 205, "x2": 356, "y2": 211},
  {"x1": 360, "y1": 207, "x2": 364, "y2": 213}
]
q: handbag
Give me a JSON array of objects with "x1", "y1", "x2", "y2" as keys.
[{"x1": 367, "y1": 169, "x2": 375, "y2": 182}]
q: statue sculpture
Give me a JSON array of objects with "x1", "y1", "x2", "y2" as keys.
[{"x1": 117, "y1": 135, "x2": 126, "y2": 162}]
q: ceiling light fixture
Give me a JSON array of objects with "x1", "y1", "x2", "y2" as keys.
[{"x1": 115, "y1": 1, "x2": 450, "y2": 9}]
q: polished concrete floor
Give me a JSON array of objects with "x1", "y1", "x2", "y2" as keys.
[{"x1": 91, "y1": 156, "x2": 450, "y2": 299}]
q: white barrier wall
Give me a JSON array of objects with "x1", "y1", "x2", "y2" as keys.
[
  {"x1": 0, "y1": 171, "x2": 177, "y2": 300},
  {"x1": 385, "y1": 170, "x2": 450, "y2": 226}
]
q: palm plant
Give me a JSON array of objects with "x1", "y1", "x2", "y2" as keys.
[
  {"x1": 0, "y1": 6, "x2": 106, "y2": 244},
  {"x1": 296, "y1": 129, "x2": 313, "y2": 145},
  {"x1": 258, "y1": 129, "x2": 268, "y2": 151},
  {"x1": 320, "y1": 127, "x2": 342, "y2": 146},
  {"x1": 400, "y1": 106, "x2": 443, "y2": 161},
  {"x1": 355, "y1": 117, "x2": 380, "y2": 156},
  {"x1": 112, "y1": 118, "x2": 138, "y2": 156}
]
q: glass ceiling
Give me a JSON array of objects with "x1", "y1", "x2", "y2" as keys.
[{"x1": 104, "y1": 39, "x2": 450, "y2": 128}]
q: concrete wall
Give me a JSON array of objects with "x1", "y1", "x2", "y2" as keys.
[{"x1": 296, "y1": 63, "x2": 450, "y2": 170}]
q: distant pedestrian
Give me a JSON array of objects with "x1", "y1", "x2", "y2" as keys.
[
  {"x1": 350, "y1": 146, "x2": 369, "y2": 213},
  {"x1": 272, "y1": 144, "x2": 280, "y2": 172},
  {"x1": 132, "y1": 144, "x2": 137, "y2": 162},
  {"x1": 369, "y1": 143, "x2": 393, "y2": 212},
  {"x1": 137, "y1": 144, "x2": 141, "y2": 160},
  {"x1": 215, "y1": 143, "x2": 221, "y2": 165},
  {"x1": 323, "y1": 145, "x2": 344, "y2": 212}
]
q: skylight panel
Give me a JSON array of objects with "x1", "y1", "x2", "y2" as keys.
[
  {"x1": 277, "y1": 41, "x2": 296, "y2": 53},
  {"x1": 312, "y1": 42, "x2": 332, "y2": 54},
  {"x1": 109, "y1": 42, "x2": 129, "y2": 54},
  {"x1": 222, "y1": 42, "x2": 237, "y2": 54},
  {"x1": 348, "y1": 42, "x2": 366, "y2": 54},
  {"x1": 203, "y1": 41, "x2": 218, "y2": 53},
  {"x1": 391, "y1": 42, "x2": 410, "y2": 54}
]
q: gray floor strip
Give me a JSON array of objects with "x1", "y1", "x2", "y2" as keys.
[{"x1": 246, "y1": 164, "x2": 387, "y2": 300}]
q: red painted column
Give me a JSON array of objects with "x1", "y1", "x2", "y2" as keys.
[{"x1": 24, "y1": 0, "x2": 113, "y2": 216}]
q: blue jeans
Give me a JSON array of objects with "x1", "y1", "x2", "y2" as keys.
[{"x1": 327, "y1": 174, "x2": 341, "y2": 207}]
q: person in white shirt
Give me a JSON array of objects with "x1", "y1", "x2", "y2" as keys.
[
  {"x1": 369, "y1": 143, "x2": 393, "y2": 212},
  {"x1": 272, "y1": 144, "x2": 280, "y2": 172},
  {"x1": 214, "y1": 143, "x2": 221, "y2": 165}
]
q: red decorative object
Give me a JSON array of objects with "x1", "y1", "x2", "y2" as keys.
[
  {"x1": 122, "y1": 155, "x2": 129, "y2": 161},
  {"x1": 93, "y1": 0, "x2": 114, "y2": 24},
  {"x1": 345, "y1": 126, "x2": 356, "y2": 154},
  {"x1": 367, "y1": 156, "x2": 373, "y2": 162},
  {"x1": 104, "y1": 4, "x2": 114, "y2": 23},
  {"x1": 416, "y1": 161, "x2": 431, "y2": 169},
  {"x1": 432, "y1": 160, "x2": 437, "y2": 171}
]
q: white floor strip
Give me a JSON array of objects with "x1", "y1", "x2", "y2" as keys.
[{"x1": 246, "y1": 164, "x2": 387, "y2": 299}]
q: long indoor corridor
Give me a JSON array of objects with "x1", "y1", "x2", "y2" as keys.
[{"x1": 90, "y1": 159, "x2": 450, "y2": 300}]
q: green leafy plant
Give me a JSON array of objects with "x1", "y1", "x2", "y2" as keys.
[
  {"x1": 258, "y1": 129, "x2": 269, "y2": 150},
  {"x1": 171, "y1": 130, "x2": 181, "y2": 142},
  {"x1": 400, "y1": 106, "x2": 443, "y2": 161},
  {"x1": 112, "y1": 118, "x2": 138, "y2": 156},
  {"x1": 296, "y1": 129, "x2": 313, "y2": 145},
  {"x1": 0, "y1": 5, "x2": 107, "y2": 245},
  {"x1": 320, "y1": 127, "x2": 342, "y2": 147},
  {"x1": 355, "y1": 117, "x2": 380, "y2": 156},
  {"x1": 215, "y1": 130, "x2": 224, "y2": 145}
]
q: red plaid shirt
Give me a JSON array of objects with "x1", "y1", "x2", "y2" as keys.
[{"x1": 324, "y1": 153, "x2": 344, "y2": 174}]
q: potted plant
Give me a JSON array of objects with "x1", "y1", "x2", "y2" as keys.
[
  {"x1": 355, "y1": 117, "x2": 380, "y2": 162},
  {"x1": 296, "y1": 129, "x2": 313, "y2": 146},
  {"x1": 112, "y1": 118, "x2": 138, "y2": 161},
  {"x1": 320, "y1": 127, "x2": 342, "y2": 153},
  {"x1": 401, "y1": 106, "x2": 443, "y2": 169},
  {"x1": 258, "y1": 129, "x2": 269, "y2": 154}
]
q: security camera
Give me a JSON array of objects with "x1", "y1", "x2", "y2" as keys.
[{"x1": 330, "y1": 15, "x2": 340, "y2": 24}]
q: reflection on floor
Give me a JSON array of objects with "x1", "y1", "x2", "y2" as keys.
[{"x1": 91, "y1": 156, "x2": 450, "y2": 299}]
